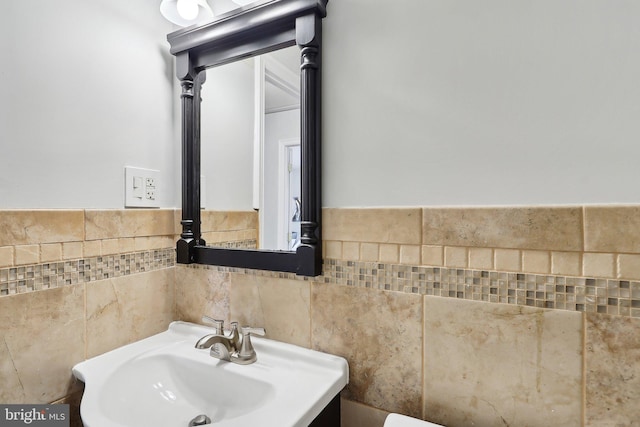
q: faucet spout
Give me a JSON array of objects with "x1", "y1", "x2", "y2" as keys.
[
  {"x1": 195, "y1": 334, "x2": 225, "y2": 349},
  {"x1": 210, "y1": 342, "x2": 231, "y2": 361},
  {"x1": 195, "y1": 333, "x2": 231, "y2": 348}
]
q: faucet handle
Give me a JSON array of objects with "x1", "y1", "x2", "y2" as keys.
[
  {"x1": 228, "y1": 322, "x2": 240, "y2": 343},
  {"x1": 241, "y1": 326, "x2": 266, "y2": 337},
  {"x1": 201, "y1": 316, "x2": 224, "y2": 334},
  {"x1": 232, "y1": 327, "x2": 266, "y2": 365}
]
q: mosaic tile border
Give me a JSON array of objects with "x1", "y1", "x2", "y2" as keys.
[
  {"x1": 325, "y1": 259, "x2": 640, "y2": 317},
  {"x1": 180, "y1": 258, "x2": 640, "y2": 319},
  {"x1": 0, "y1": 248, "x2": 176, "y2": 296},
  {"x1": 208, "y1": 239, "x2": 257, "y2": 249}
]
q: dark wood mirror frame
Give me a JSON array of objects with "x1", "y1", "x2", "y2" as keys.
[{"x1": 167, "y1": 0, "x2": 327, "y2": 277}]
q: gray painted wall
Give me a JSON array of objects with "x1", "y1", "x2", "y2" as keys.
[
  {"x1": 0, "y1": 0, "x2": 177, "y2": 208},
  {"x1": 2, "y1": 0, "x2": 640, "y2": 208}
]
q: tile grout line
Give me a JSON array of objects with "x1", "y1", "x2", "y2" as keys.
[
  {"x1": 421, "y1": 295, "x2": 426, "y2": 422},
  {"x1": 581, "y1": 312, "x2": 587, "y2": 427},
  {"x1": 83, "y1": 280, "x2": 88, "y2": 361}
]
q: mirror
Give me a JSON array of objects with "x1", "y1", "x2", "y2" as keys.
[
  {"x1": 201, "y1": 46, "x2": 301, "y2": 251},
  {"x1": 167, "y1": 0, "x2": 328, "y2": 276}
]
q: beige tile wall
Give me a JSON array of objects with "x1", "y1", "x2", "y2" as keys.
[
  {"x1": 0, "y1": 284, "x2": 85, "y2": 404},
  {"x1": 85, "y1": 269, "x2": 175, "y2": 358},
  {"x1": 323, "y1": 206, "x2": 640, "y2": 280},
  {"x1": 176, "y1": 266, "x2": 582, "y2": 426},
  {"x1": 424, "y1": 298, "x2": 583, "y2": 427},
  {"x1": 312, "y1": 283, "x2": 423, "y2": 417},
  {"x1": 0, "y1": 269, "x2": 175, "y2": 425},
  {"x1": 176, "y1": 205, "x2": 640, "y2": 427},
  {"x1": 0, "y1": 209, "x2": 177, "y2": 268},
  {"x1": 0, "y1": 208, "x2": 255, "y2": 427},
  {"x1": 4, "y1": 206, "x2": 638, "y2": 427},
  {"x1": 585, "y1": 313, "x2": 640, "y2": 426},
  {"x1": 0, "y1": 209, "x2": 178, "y2": 427}
]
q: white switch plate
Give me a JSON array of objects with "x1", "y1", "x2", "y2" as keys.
[{"x1": 125, "y1": 166, "x2": 160, "y2": 208}]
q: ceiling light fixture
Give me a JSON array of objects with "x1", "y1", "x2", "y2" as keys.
[{"x1": 160, "y1": 0, "x2": 214, "y2": 27}]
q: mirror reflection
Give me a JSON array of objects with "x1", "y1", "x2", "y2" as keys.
[{"x1": 200, "y1": 45, "x2": 301, "y2": 251}]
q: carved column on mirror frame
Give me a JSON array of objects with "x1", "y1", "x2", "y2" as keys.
[
  {"x1": 299, "y1": 44, "x2": 320, "y2": 247},
  {"x1": 193, "y1": 71, "x2": 206, "y2": 247},
  {"x1": 177, "y1": 76, "x2": 198, "y2": 263}
]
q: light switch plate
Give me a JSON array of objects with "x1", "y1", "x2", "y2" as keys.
[{"x1": 125, "y1": 166, "x2": 160, "y2": 208}]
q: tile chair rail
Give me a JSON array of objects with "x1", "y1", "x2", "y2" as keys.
[{"x1": 0, "y1": 248, "x2": 176, "y2": 296}]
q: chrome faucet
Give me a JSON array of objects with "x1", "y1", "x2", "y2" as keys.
[{"x1": 195, "y1": 316, "x2": 265, "y2": 365}]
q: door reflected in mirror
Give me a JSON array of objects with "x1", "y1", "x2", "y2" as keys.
[{"x1": 200, "y1": 45, "x2": 300, "y2": 251}]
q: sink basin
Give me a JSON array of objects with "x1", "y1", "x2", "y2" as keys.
[
  {"x1": 101, "y1": 352, "x2": 275, "y2": 424},
  {"x1": 73, "y1": 321, "x2": 349, "y2": 427}
]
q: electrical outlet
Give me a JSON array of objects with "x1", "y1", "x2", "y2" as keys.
[{"x1": 125, "y1": 166, "x2": 160, "y2": 208}]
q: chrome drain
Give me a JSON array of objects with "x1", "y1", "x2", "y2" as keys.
[{"x1": 188, "y1": 414, "x2": 212, "y2": 426}]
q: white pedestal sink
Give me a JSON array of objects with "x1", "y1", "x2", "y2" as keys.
[{"x1": 73, "y1": 321, "x2": 348, "y2": 427}]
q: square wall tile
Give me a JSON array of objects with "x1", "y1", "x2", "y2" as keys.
[
  {"x1": 379, "y1": 244, "x2": 399, "y2": 263},
  {"x1": 522, "y1": 250, "x2": 550, "y2": 274},
  {"x1": 444, "y1": 247, "x2": 467, "y2": 268},
  {"x1": 62, "y1": 242, "x2": 83, "y2": 260},
  {"x1": 360, "y1": 243, "x2": 379, "y2": 262},
  {"x1": 41, "y1": 243, "x2": 63, "y2": 263},
  {"x1": 86, "y1": 269, "x2": 175, "y2": 358},
  {"x1": 323, "y1": 208, "x2": 422, "y2": 245},
  {"x1": 231, "y1": 274, "x2": 311, "y2": 348},
  {"x1": 311, "y1": 284, "x2": 423, "y2": 417},
  {"x1": 585, "y1": 206, "x2": 640, "y2": 253},
  {"x1": 400, "y1": 245, "x2": 421, "y2": 265},
  {"x1": 118, "y1": 238, "x2": 136, "y2": 253},
  {"x1": 494, "y1": 248, "x2": 521, "y2": 271},
  {"x1": 468, "y1": 248, "x2": 493, "y2": 270},
  {"x1": 617, "y1": 254, "x2": 640, "y2": 280},
  {"x1": 424, "y1": 297, "x2": 583, "y2": 427},
  {"x1": 14, "y1": 245, "x2": 39, "y2": 265},
  {"x1": 343, "y1": 242, "x2": 360, "y2": 260},
  {"x1": 422, "y1": 245, "x2": 443, "y2": 266},
  {"x1": 583, "y1": 253, "x2": 616, "y2": 278},
  {"x1": 422, "y1": 207, "x2": 583, "y2": 251},
  {"x1": 0, "y1": 246, "x2": 13, "y2": 268},
  {"x1": 101, "y1": 239, "x2": 120, "y2": 255},
  {"x1": 0, "y1": 285, "x2": 85, "y2": 403},
  {"x1": 324, "y1": 241, "x2": 342, "y2": 259},
  {"x1": 552, "y1": 252, "x2": 581, "y2": 276},
  {"x1": 83, "y1": 241, "x2": 101, "y2": 258},
  {"x1": 175, "y1": 266, "x2": 230, "y2": 325},
  {"x1": 586, "y1": 313, "x2": 640, "y2": 426}
]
